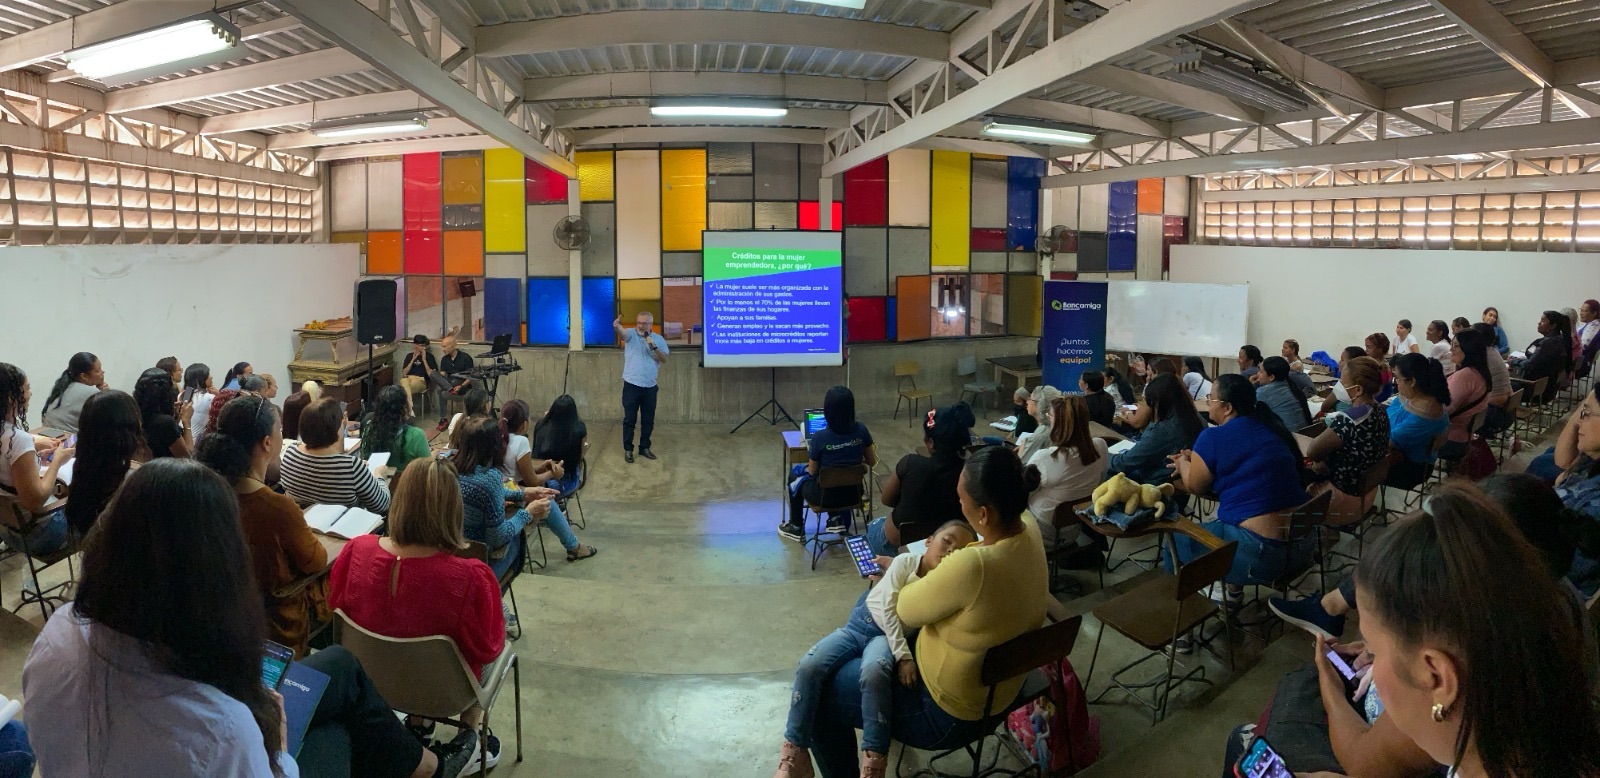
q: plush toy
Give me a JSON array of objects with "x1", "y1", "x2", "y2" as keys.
[{"x1": 1091, "y1": 472, "x2": 1175, "y2": 518}]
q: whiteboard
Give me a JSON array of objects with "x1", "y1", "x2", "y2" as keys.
[{"x1": 1105, "y1": 280, "x2": 1248, "y2": 359}]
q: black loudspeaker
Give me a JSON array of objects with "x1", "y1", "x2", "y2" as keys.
[{"x1": 354, "y1": 279, "x2": 397, "y2": 345}]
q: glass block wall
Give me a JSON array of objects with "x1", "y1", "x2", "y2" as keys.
[{"x1": 329, "y1": 143, "x2": 1050, "y2": 346}]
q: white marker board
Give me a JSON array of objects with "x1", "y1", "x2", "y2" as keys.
[{"x1": 1105, "y1": 280, "x2": 1248, "y2": 359}]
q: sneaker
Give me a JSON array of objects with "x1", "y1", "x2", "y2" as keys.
[
  {"x1": 404, "y1": 717, "x2": 436, "y2": 744},
  {"x1": 436, "y1": 418, "x2": 449, "y2": 431},
  {"x1": 825, "y1": 515, "x2": 851, "y2": 535},
  {"x1": 774, "y1": 741, "x2": 815, "y2": 778},
  {"x1": 1268, "y1": 594, "x2": 1346, "y2": 641},
  {"x1": 430, "y1": 730, "x2": 478, "y2": 778},
  {"x1": 778, "y1": 522, "x2": 806, "y2": 543},
  {"x1": 1203, "y1": 583, "x2": 1242, "y2": 613},
  {"x1": 1174, "y1": 635, "x2": 1194, "y2": 654},
  {"x1": 503, "y1": 604, "x2": 519, "y2": 635},
  {"x1": 861, "y1": 750, "x2": 887, "y2": 778},
  {"x1": 479, "y1": 732, "x2": 501, "y2": 771}
]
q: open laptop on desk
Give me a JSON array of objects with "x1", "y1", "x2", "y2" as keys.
[
  {"x1": 477, "y1": 334, "x2": 512, "y2": 359},
  {"x1": 801, "y1": 408, "x2": 827, "y2": 444}
]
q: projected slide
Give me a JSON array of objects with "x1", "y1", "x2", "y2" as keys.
[{"x1": 702, "y1": 231, "x2": 843, "y2": 368}]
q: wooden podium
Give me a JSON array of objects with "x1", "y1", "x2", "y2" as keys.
[{"x1": 287, "y1": 326, "x2": 395, "y2": 404}]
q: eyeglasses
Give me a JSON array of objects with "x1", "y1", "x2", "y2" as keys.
[{"x1": 1581, "y1": 406, "x2": 1598, "y2": 422}]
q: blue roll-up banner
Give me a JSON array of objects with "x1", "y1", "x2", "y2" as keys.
[{"x1": 1041, "y1": 281, "x2": 1107, "y2": 392}]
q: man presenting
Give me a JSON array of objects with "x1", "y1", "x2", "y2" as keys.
[
  {"x1": 435, "y1": 331, "x2": 476, "y2": 429},
  {"x1": 615, "y1": 312, "x2": 668, "y2": 463}
]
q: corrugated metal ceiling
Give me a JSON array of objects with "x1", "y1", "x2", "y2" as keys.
[
  {"x1": 507, "y1": 43, "x2": 909, "y2": 80},
  {"x1": 1490, "y1": 0, "x2": 1600, "y2": 61},
  {"x1": 457, "y1": 0, "x2": 973, "y2": 31}
]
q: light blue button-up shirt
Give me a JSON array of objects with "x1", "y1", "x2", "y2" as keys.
[{"x1": 621, "y1": 327, "x2": 668, "y2": 388}]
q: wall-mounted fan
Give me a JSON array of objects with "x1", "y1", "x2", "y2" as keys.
[{"x1": 554, "y1": 215, "x2": 591, "y2": 251}]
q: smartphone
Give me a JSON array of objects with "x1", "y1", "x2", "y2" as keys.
[
  {"x1": 261, "y1": 640, "x2": 294, "y2": 690},
  {"x1": 180, "y1": 386, "x2": 196, "y2": 404},
  {"x1": 65, "y1": 434, "x2": 77, "y2": 449},
  {"x1": 1326, "y1": 649, "x2": 1357, "y2": 682},
  {"x1": 846, "y1": 535, "x2": 883, "y2": 578},
  {"x1": 1234, "y1": 736, "x2": 1292, "y2": 778}
]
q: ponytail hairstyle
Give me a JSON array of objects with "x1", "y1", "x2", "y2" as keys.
[
  {"x1": 925, "y1": 402, "x2": 976, "y2": 461},
  {"x1": 1478, "y1": 473, "x2": 1600, "y2": 579},
  {"x1": 1365, "y1": 332, "x2": 1390, "y2": 360},
  {"x1": 1282, "y1": 339, "x2": 1301, "y2": 359},
  {"x1": 44, "y1": 351, "x2": 97, "y2": 413},
  {"x1": 1355, "y1": 483, "x2": 1600, "y2": 777},
  {"x1": 65, "y1": 390, "x2": 143, "y2": 536},
  {"x1": 194, "y1": 394, "x2": 279, "y2": 485},
  {"x1": 1452, "y1": 316, "x2": 1471, "y2": 333},
  {"x1": 1239, "y1": 344, "x2": 1263, "y2": 368},
  {"x1": 961, "y1": 445, "x2": 1039, "y2": 530},
  {"x1": 1263, "y1": 356, "x2": 1312, "y2": 426},
  {"x1": 1428, "y1": 320, "x2": 1450, "y2": 343},
  {"x1": 1215, "y1": 373, "x2": 1301, "y2": 468},
  {"x1": 183, "y1": 363, "x2": 212, "y2": 394},
  {"x1": 155, "y1": 356, "x2": 180, "y2": 381},
  {"x1": 222, "y1": 362, "x2": 251, "y2": 390},
  {"x1": 498, "y1": 398, "x2": 531, "y2": 449},
  {"x1": 1341, "y1": 356, "x2": 1385, "y2": 403},
  {"x1": 1105, "y1": 367, "x2": 1135, "y2": 405},
  {"x1": 1080, "y1": 371, "x2": 1106, "y2": 393},
  {"x1": 1047, "y1": 395, "x2": 1100, "y2": 467},
  {"x1": 1395, "y1": 353, "x2": 1452, "y2": 406},
  {"x1": 1542, "y1": 310, "x2": 1574, "y2": 372}
]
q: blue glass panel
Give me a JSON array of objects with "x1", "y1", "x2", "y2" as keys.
[
  {"x1": 581, "y1": 276, "x2": 617, "y2": 346},
  {"x1": 484, "y1": 278, "x2": 521, "y2": 343},
  {"x1": 1006, "y1": 157, "x2": 1045, "y2": 251},
  {"x1": 1108, "y1": 181, "x2": 1137, "y2": 272},
  {"x1": 525, "y1": 277, "x2": 569, "y2": 346},
  {"x1": 886, "y1": 297, "x2": 898, "y2": 342}
]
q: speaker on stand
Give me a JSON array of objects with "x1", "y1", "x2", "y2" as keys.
[{"x1": 354, "y1": 279, "x2": 398, "y2": 406}]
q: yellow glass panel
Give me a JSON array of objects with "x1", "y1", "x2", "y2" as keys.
[
  {"x1": 930, "y1": 150, "x2": 970, "y2": 268},
  {"x1": 619, "y1": 299, "x2": 663, "y2": 334},
  {"x1": 441, "y1": 154, "x2": 483, "y2": 205},
  {"x1": 331, "y1": 231, "x2": 366, "y2": 253},
  {"x1": 577, "y1": 150, "x2": 614, "y2": 202},
  {"x1": 484, "y1": 148, "x2": 524, "y2": 253},
  {"x1": 619, "y1": 278, "x2": 661, "y2": 300},
  {"x1": 660, "y1": 148, "x2": 707, "y2": 251}
]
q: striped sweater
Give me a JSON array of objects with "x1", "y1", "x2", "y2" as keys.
[{"x1": 279, "y1": 445, "x2": 391, "y2": 514}]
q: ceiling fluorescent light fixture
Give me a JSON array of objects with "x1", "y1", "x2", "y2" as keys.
[
  {"x1": 63, "y1": 14, "x2": 241, "y2": 82},
  {"x1": 1166, "y1": 48, "x2": 1310, "y2": 113},
  {"x1": 311, "y1": 112, "x2": 430, "y2": 138},
  {"x1": 804, "y1": 0, "x2": 867, "y2": 8},
  {"x1": 650, "y1": 101, "x2": 789, "y2": 119},
  {"x1": 981, "y1": 121, "x2": 1095, "y2": 145},
  {"x1": 1447, "y1": 153, "x2": 1483, "y2": 161}
]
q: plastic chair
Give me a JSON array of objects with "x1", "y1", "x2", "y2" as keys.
[
  {"x1": 804, "y1": 464, "x2": 871, "y2": 570},
  {"x1": 0, "y1": 495, "x2": 79, "y2": 623},
  {"x1": 897, "y1": 615, "x2": 1084, "y2": 778},
  {"x1": 956, "y1": 356, "x2": 1000, "y2": 409},
  {"x1": 894, "y1": 362, "x2": 933, "y2": 427},
  {"x1": 457, "y1": 540, "x2": 523, "y2": 640},
  {"x1": 1086, "y1": 541, "x2": 1238, "y2": 723},
  {"x1": 333, "y1": 610, "x2": 522, "y2": 777}
]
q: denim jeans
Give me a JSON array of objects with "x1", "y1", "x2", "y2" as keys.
[
  {"x1": 1526, "y1": 446, "x2": 1562, "y2": 483},
  {"x1": 0, "y1": 509, "x2": 69, "y2": 557},
  {"x1": 488, "y1": 532, "x2": 525, "y2": 579},
  {"x1": 0, "y1": 721, "x2": 34, "y2": 778},
  {"x1": 546, "y1": 470, "x2": 580, "y2": 496},
  {"x1": 1162, "y1": 519, "x2": 1316, "y2": 586},
  {"x1": 540, "y1": 499, "x2": 580, "y2": 553},
  {"x1": 864, "y1": 517, "x2": 898, "y2": 557},
  {"x1": 785, "y1": 598, "x2": 896, "y2": 754}
]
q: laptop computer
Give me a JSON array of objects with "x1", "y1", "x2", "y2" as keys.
[
  {"x1": 802, "y1": 408, "x2": 827, "y2": 442},
  {"x1": 478, "y1": 333, "x2": 512, "y2": 358}
]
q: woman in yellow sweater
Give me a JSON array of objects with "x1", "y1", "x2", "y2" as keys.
[{"x1": 798, "y1": 446, "x2": 1051, "y2": 778}]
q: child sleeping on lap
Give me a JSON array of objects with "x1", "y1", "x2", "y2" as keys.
[{"x1": 773, "y1": 520, "x2": 979, "y2": 778}]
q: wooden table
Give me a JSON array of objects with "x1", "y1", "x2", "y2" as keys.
[
  {"x1": 1089, "y1": 421, "x2": 1126, "y2": 443},
  {"x1": 988, "y1": 355, "x2": 1042, "y2": 393},
  {"x1": 1075, "y1": 509, "x2": 1225, "y2": 573},
  {"x1": 780, "y1": 429, "x2": 808, "y2": 521}
]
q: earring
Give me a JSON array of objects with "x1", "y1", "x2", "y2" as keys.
[{"x1": 1431, "y1": 703, "x2": 1447, "y2": 723}]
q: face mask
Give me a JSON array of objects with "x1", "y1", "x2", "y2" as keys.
[{"x1": 1333, "y1": 382, "x2": 1352, "y2": 404}]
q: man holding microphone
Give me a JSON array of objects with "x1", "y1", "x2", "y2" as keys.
[{"x1": 615, "y1": 312, "x2": 668, "y2": 463}]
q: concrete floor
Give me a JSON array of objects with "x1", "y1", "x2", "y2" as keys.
[{"x1": 0, "y1": 406, "x2": 1556, "y2": 777}]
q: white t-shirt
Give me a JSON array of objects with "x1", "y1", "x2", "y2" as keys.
[
  {"x1": 1027, "y1": 439, "x2": 1110, "y2": 538},
  {"x1": 1428, "y1": 340, "x2": 1455, "y2": 375},
  {"x1": 1582, "y1": 319, "x2": 1600, "y2": 350},
  {"x1": 0, "y1": 425, "x2": 35, "y2": 490},
  {"x1": 1392, "y1": 332, "x2": 1418, "y2": 356},
  {"x1": 189, "y1": 392, "x2": 215, "y2": 441},
  {"x1": 502, "y1": 433, "x2": 533, "y2": 483},
  {"x1": 1182, "y1": 372, "x2": 1212, "y2": 400}
]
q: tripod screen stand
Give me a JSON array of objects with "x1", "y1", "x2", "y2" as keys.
[{"x1": 731, "y1": 367, "x2": 795, "y2": 433}]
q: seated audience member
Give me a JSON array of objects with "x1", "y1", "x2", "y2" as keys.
[
  {"x1": 195, "y1": 395, "x2": 327, "y2": 655},
  {"x1": 63, "y1": 390, "x2": 143, "y2": 537},
  {"x1": 1237, "y1": 344, "x2": 1264, "y2": 379},
  {"x1": 1391, "y1": 319, "x2": 1420, "y2": 356},
  {"x1": 134, "y1": 368, "x2": 191, "y2": 460},
  {"x1": 1450, "y1": 317, "x2": 1471, "y2": 337},
  {"x1": 1027, "y1": 395, "x2": 1108, "y2": 548},
  {"x1": 1149, "y1": 357, "x2": 1178, "y2": 377},
  {"x1": 532, "y1": 394, "x2": 587, "y2": 494},
  {"x1": 1008, "y1": 387, "x2": 1038, "y2": 438},
  {"x1": 435, "y1": 332, "x2": 476, "y2": 428},
  {"x1": 399, "y1": 335, "x2": 440, "y2": 414},
  {"x1": 329, "y1": 458, "x2": 508, "y2": 765},
  {"x1": 774, "y1": 521, "x2": 977, "y2": 778},
  {"x1": 1304, "y1": 357, "x2": 1390, "y2": 524},
  {"x1": 280, "y1": 389, "x2": 313, "y2": 441},
  {"x1": 205, "y1": 390, "x2": 242, "y2": 440},
  {"x1": 362, "y1": 385, "x2": 432, "y2": 476},
  {"x1": 259, "y1": 373, "x2": 278, "y2": 399},
  {"x1": 1440, "y1": 329, "x2": 1492, "y2": 460},
  {"x1": 799, "y1": 446, "x2": 1049, "y2": 778},
  {"x1": 1014, "y1": 385, "x2": 1061, "y2": 465},
  {"x1": 1103, "y1": 366, "x2": 1136, "y2": 408},
  {"x1": 780, "y1": 386, "x2": 877, "y2": 540},
  {"x1": 1255, "y1": 356, "x2": 1313, "y2": 430},
  {"x1": 221, "y1": 361, "x2": 252, "y2": 392},
  {"x1": 1469, "y1": 322, "x2": 1514, "y2": 431},
  {"x1": 183, "y1": 363, "x2": 216, "y2": 440},
  {"x1": 1580, "y1": 299, "x2": 1600, "y2": 354},
  {"x1": 1483, "y1": 305, "x2": 1511, "y2": 355},
  {"x1": 1424, "y1": 319, "x2": 1454, "y2": 375},
  {"x1": 499, "y1": 400, "x2": 562, "y2": 489},
  {"x1": 1280, "y1": 339, "x2": 1304, "y2": 372},
  {"x1": 1565, "y1": 306, "x2": 1585, "y2": 370},
  {"x1": 867, "y1": 403, "x2": 974, "y2": 556},
  {"x1": 454, "y1": 417, "x2": 595, "y2": 577},
  {"x1": 237, "y1": 374, "x2": 268, "y2": 397},
  {"x1": 1386, "y1": 354, "x2": 1452, "y2": 481},
  {"x1": 1079, "y1": 371, "x2": 1117, "y2": 428},
  {"x1": 0, "y1": 363, "x2": 72, "y2": 556},
  {"x1": 1169, "y1": 374, "x2": 1312, "y2": 597},
  {"x1": 1364, "y1": 333, "x2": 1395, "y2": 401},
  {"x1": 1109, "y1": 373, "x2": 1205, "y2": 485},
  {"x1": 1182, "y1": 356, "x2": 1213, "y2": 401},
  {"x1": 446, "y1": 388, "x2": 490, "y2": 441},
  {"x1": 1319, "y1": 346, "x2": 1369, "y2": 416},
  {"x1": 155, "y1": 356, "x2": 181, "y2": 386},
  {"x1": 40, "y1": 352, "x2": 104, "y2": 433},
  {"x1": 1521, "y1": 309, "x2": 1573, "y2": 403},
  {"x1": 301, "y1": 379, "x2": 323, "y2": 402},
  {"x1": 281, "y1": 398, "x2": 391, "y2": 514},
  {"x1": 1550, "y1": 385, "x2": 1600, "y2": 597},
  {"x1": 21, "y1": 459, "x2": 469, "y2": 778}
]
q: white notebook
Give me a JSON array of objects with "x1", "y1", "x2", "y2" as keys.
[{"x1": 303, "y1": 504, "x2": 383, "y2": 540}]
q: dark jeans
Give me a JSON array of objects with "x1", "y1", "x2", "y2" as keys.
[
  {"x1": 297, "y1": 645, "x2": 425, "y2": 778},
  {"x1": 0, "y1": 722, "x2": 34, "y2": 778},
  {"x1": 788, "y1": 469, "x2": 860, "y2": 526},
  {"x1": 809, "y1": 655, "x2": 1013, "y2": 778},
  {"x1": 621, "y1": 382, "x2": 659, "y2": 452}
]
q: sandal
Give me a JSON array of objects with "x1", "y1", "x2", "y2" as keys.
[{"x1": 566, "y1": 545, "x2": 599, "y2": 562}]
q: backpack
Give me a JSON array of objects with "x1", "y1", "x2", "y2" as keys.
[{"x1": 1004, "y1": 657, "x2": 1099, "y2": 775}]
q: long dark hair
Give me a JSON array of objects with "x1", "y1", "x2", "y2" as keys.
[
  {"x1": 1262, "y1": 356, "x2": 1312, "y2": 426},
  {"x1": 1183, "y1": 356, "x2": 1209, "y2": 382},
  {"x1": 1452, "y1": 329, "x2": 1492, "y2": 387},
  {"x1": 962, "y1": 445, "x2": 1040, "y2": 531},
  {"x1": 1215, "y1": 373, "x2": 1301, "y2": 469},
  {"x1": 183, "y1": 363, "x2": 211, "y2": 394},
  {"x1": 532, "y1": 394, "x2": 583, "y2": 465},
  {"x1": 1395, "y1": 353, "x2": 1452, "y2": 406},
  {"x1": 1144, "y1": 373, "x2": 1204, "y2": 443},
  {"x1": 1356, "y1": 483, "x2": 1600, "y2": 777},
  {"x1": 0, "y1": 362, "x2": 27, "y2": 434},
  {"x1": 453, "y1": 416, "x2": 505, "y2": 476},
  {"x1": 1479, "y1": 472, "x2": 1600, "y2": 578},
  {"x1": 65, "y1": 390, "x2": 143, "y2": 536},
  {"x1": 1105, "y1": 366, "x2": 1134, "y2": 404},
  {"x1": 823, "y1": 385, "x2": 856, "y2": 434},
  {"x1": 133, "y1": 368, "x2": 178, "y2": 432},
  {"x1": 72, "y1": 460, "x2": 283, "y2": 774},
  {"x1": 1239, "y1": 344, "x2": 1263, "y2": 367},
  {"x1": 925, "y1": 402, "x2": 975, "y2": 462},
  {"x1": 363, "y1": 385, "x2": 409, "y2": 457},
  {"x1": 195, "y1": 394, "x2": 278, "y2": 484},
  {"x1": 222, "y1": 362, "x2": 251, "y2": 389},
  {"x1": 43, "y1": 351, "x2": 96, "y2": 413},
  {"x1": 1542, "y1": 310, "x2": 1575, "y2": 373}
]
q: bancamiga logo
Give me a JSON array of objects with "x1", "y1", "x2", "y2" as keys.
[{"x1": 1050, "y1": 299, "x2": 1104, "y2": 311}]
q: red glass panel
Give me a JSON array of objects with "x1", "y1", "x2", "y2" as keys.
[
  {"x1": 403, "y1": 153, "x2": 441, "y2": 274},
  {"x1": 526, "y1": 158, "x2": 568, "y2": 204},
  {"x1": 798, "y1": 201, "x2": 844, "y2": 230},
  {"x1": 846, "y1": 295, "x2": 888, "y2": 342},
  {"x1": 843, "y1": 157, "x2": 888, "y2": 227},
  {"x1": 970, "y1": 228, "x2": 1008, "y2": 252}
]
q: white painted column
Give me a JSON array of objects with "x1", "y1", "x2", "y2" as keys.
[
  {"x1": 567, "y1": 177, "x2": 584, "y2": 351},
  {"x1": 819, "y1": 177, "x2": 833, "y2": 230},
  {"x1": 1038, "y1": 163, "x2": 1056, "y2": 278}
]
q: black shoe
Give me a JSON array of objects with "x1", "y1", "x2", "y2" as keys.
[
  {"x1": 778, "y1": 522, "x2": 806, "y2": 543},
  {"x1": 825, "y1": 516, "x2": 851, "y2": 535},
  {"x1": 640, "y1": 448, "x2": 657, "y2": 460},
  {"x1": 404, "y1": 718, "x2": 436, "y2": 744},
  {"x1": 624, "y1": 450, "x2": 634, "y2": 463},
  {"x1": 430, "y1": 730, "x2": 478, "y2": 778},
  {"x1": 480, "y1": 732, "x2": 501, "y2": 770}
]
